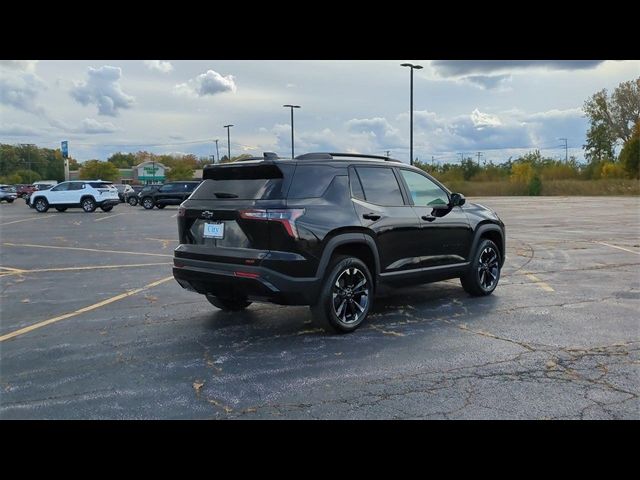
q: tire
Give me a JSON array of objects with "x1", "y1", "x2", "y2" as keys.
[
  {"x1": 460, "y1": 239, "x2": 501, "y2": 296},
  {"x1": 142, "y1": 197, "x2": 154, "y2": 209},
  {"x1": 7, "y1": 199, "x2": 14, "y2": 203},
  {"x1": 310, "y1": 255, "x2": 373, "y2": 333},
  {"x1": 55, "y1": 207, "x2": 67, "y2": 212},
  {"x1": 34, "y1": 197, "x2": 49, "y2": 213},
  {"x1": 100, "y1": 205, "x2": 113, "y2": 212},
  {"x1": 156, "y1": 204, "x2": 166, "y2": 209},
  {"x1": 206, "y1": 295, "x2": 252, "y2": 311},
  {"x1": 128, "y1": 196, "x2": 138, "y2": 206},
  {"x1": 81, "y1": 197, "x2": 97, "y2": 213}
]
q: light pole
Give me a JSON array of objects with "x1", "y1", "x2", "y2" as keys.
[
  {"x1": 214, "y1": 139, "x2": 220, "y2": 164},
  {"x1": 283, "y1": 104, "x2": 301, "y2": 158},
  {"x1": 224, "y1": 125, "x2": 233, "y2": 161},
  {"x1": 401, "y1": 63, "x2": 423, "y2": 165}
]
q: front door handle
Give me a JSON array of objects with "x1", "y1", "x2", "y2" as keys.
[
  {"x1": 421, "y1": 215, "x2": 436, "y2": 222},
  {"x1": 363, "y1": 213, "x2": 381, "y2": 221}
]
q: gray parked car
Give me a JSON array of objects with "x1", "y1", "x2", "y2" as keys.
[{"x1": 0, "y1": 185, "x2": 18, "y2": 203}]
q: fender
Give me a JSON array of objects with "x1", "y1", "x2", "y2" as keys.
[
  {"x1": 315, "y1": 232, "x2": 381, "y2": 281},
  {"x1": 469, "y1": 223, "x2": 505, "y2": 267}
]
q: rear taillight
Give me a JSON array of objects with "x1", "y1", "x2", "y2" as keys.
[{"x1": 239, "y1": 209, "x2": 305, "y2": 238}]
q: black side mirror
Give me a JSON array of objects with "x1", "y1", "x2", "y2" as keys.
[{"x1": 450, "y1": 192, "x2": 466, "y2": 207}]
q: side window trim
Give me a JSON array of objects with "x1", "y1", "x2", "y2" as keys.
[
  {"x1": 392, "y1": 167, "x2": 412, "y2": 206},
  {"x1": 348, "y1": 166, "x2": 366, "y2": 200}
]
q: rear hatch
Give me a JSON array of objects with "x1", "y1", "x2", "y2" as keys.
[{"x1": 177, "y1": 161, "x2": 296, "y2": 265}]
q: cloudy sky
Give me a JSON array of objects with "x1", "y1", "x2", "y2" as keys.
[{"x1": 1, "y1": 60, "x2": 639, "y2": 164}]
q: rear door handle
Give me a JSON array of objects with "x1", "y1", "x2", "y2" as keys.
[
  {"x1": 363, "y1": 213, "x2": 381, "y2": 221},
  {"x1": 421, "y1": 215, "x2": 436, "y2": 222}
]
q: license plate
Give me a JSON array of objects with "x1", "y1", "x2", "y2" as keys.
[{"x1": 203, "y1": 222, "x2": 224, "y2": 239}]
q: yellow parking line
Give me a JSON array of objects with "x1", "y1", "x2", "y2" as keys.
[
  {"x1": 0, "y1": 216, "x2": 51, "y2": 226},
  {"x1": 0, "y1": 276, "x2": 174, "y2": 342},
  {"x1": 2, "y1": 243, "x2": 172, "y2": 258},
  {"x1": 94, "y1": 212, "x2": 131, "y2": 222},
  {"x1": 525, "y1": 273, "x2": 555, "y2": 292},
  {"x1": 0, "y1": 266, "x2": 27, "y2": 273},
  {"x1": 597, "y1": 241, "x2": 640, "y2": 255},
  {"x1": 0, "y1": 262, "x2": 171, "y2": 276}
]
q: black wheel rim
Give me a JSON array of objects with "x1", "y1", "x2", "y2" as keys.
[
  {"x1": 332, "y1": 267, "x2": 369, "y2": 324},
  {"x1": 477, "y1": 246, "x2": 499, "y2": 290}
]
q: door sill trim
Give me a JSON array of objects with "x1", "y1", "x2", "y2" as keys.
[{"x1": 380, "y1": 262, "x2": 469, "y2": 277}]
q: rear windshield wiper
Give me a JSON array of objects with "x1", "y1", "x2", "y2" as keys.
[{"x1": 213, "y1": 192, "x2": 239, "y2": 198}]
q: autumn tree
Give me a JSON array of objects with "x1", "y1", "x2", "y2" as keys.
[
  {"x1": 583, "y1": 77, "x2": 640, "y2": 161},
  {"x1": 78, "y1": 160, "x2": 120, "y2": 181},
  {"x1": 165, "y1": 164, "x2": 194, "y2": 181}
]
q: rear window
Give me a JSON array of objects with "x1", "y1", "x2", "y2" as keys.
[
  {"x1": 89, "y1": 182, "x2": 113, "y2": 188},
  {"x1": 287, "y1": 165, "x2": 340, "y2": 199},
  {"x1": 194, "y1": 164, "x2": 287, "y2": 200}
]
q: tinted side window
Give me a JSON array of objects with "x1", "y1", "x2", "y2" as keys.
[
  {"x1": 355, "y1": 167, "x2": 404, "y2": 206},
  {"x1": 400, "y1": 170, "x2": 449, "y2": 206},
  {"x1": 349, "y1": 168, "x2": 365, "y2": 200},
  {"x1": 287, "y1": 165, "x2": 338, "y2": 199},
  {"x1": 51, "y1": 183, "x2": 70, "y2": 192},
  {"x1": 159, "y1": 184, "x2": 176, "y2": 192},
  {"x1": 68, "y1": 183, "x2": 84, "y2": 191},
  {"x1": 184, "y1": 183, "x2": 198, "y2": 192}
]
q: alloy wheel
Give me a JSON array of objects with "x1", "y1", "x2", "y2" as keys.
[
  {"x1": 477, "y1": 246, "x2": 499, "y2": 290},
  {"x1": 332, "y1": 267, "x2": 369, "y2": 324}
]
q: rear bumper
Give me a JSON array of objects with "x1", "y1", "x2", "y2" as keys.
[
  {"x1": 97, "y1": 199, "x2": 120, "y2": 207},
  {"x1": 172, "y1": 256, "x2": 321, "y2": 306}
]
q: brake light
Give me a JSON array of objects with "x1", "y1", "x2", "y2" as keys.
[{"x1": 239, "y1": 209, "x2": 305, "y2": 238}]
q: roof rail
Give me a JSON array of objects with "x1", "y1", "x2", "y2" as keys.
[{"x1": 295, "y1": 152, "x2": 402, "y2": 163}]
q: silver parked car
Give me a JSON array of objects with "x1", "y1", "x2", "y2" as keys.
[{"x1": 0, "y1": 185, "x2": 18, "y2": 203}]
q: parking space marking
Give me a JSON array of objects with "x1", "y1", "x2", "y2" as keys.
[
  {"x1": 596, "y1": 241, "x2": 640, "y2": 255},
  {"x1": 0, "y1": 266, "x2": 27, "y2": 273},
  {"x1": 3, "y1": 243, "x2": 173, "y2": 258},
  {"x1": 94, "y1": 212, "x2": 131, "y2": 222},
  {"x1": 0, "y1": 276, "x2": 174, "y2": 342},
  {"x1": 525, "y1": 273, "x2": 555, "y2": 292},
  {"x1": 0, "y1": 216, "x2": 52, "y2": 226},
  {"x1": 0, "y1": 262, "x2": 171, "y2": 276}
]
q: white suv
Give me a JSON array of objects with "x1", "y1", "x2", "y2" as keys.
[{"x1": 28, "y1": 180, "x2": 120, "y2": 213}]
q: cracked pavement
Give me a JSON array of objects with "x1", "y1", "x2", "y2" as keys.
[{"x1": 0, "y1": 196, "x2": 638, "y2": 419}]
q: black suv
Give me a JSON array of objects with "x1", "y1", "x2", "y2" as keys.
[
  {"x1": 173, "y1": 153, "x2": 505, "y2": 333},
  {"x1": 140, "y1": 181, "x2": 200, "y2": 209}
]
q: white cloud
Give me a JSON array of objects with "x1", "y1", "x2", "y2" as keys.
[
  {"x1": 174, "y1": 70, "x2": 237, "y2": 97},
  {"x1": 144, "y1": 60, "x2": 174, "y2": 73},
  {"x1": 0, "y1": 123, "x2": 42, "y2": 136},
  {"x1": 70, "y1": 66, "x2": 135, "y2": 116},
  {"x1": 0, "y1": 60, "x2": 39, "y2": 73},
  {"x1": 346, "y1": 117, "x2": 404, "y2": 148},
  {"x1": 78, "y1": 118, "x2": 119, "y2": 134},
  {"x1": 470, "y1": 109, "x2": 502, "y2": 128},
  {"x1": 0, "y1": 72, "x2": 46, "y2": 115},
  {"x1": 430, "y1": 60, "x2": 604, "y2": 77}
]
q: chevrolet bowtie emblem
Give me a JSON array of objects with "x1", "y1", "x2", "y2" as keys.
[{"x1": 201, "y1": 211, "x2": 214, "y2": 219}]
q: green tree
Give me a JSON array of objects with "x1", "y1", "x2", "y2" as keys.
[
  {"x1": 583, "y1": 78, "x2": 640, "y2": 161},
  {"x1": 78, "y1": 160, "x2": 120, "y2": 181},
  {"x1": 619, "y1": 120, "x2": 640, "y2": 178},
  {"x1": 107, "y1": 152, "x2": 137, "y2": 168},
  {"x1": 165, "y1": 164, "x2": 194, "y2": 181},
  {"x1": 68, "y1": 158, "x2": 79, "y2": 171},
  {"x1": 13, "y1": 169, "x2": 42, "y2": 183}
]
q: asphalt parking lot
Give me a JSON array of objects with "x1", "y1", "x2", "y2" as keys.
[{"x1": 0, "y1": 196, "x2": 638, "y2": 419}]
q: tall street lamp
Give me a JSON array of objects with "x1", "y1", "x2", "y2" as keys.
[
  {"x1": 401, "y1": 63, "x2": 423, "y2": 165},
  {"x1": 283, "y1": 104, "x2": 301, "y2": 158},
  {"x1": 224, "y1": 125, "x2": 234, "y2": 161},
  {"x1": 214, "y1": 139, "x2": 220, "y2": 164}
]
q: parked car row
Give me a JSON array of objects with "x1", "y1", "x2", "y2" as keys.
[
  {"x1": 26, "y1": 180, "x2": 120, "y2": 212},
  {"x1": 0, "y1": 185, "x2": 18, "y2": 203}
]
